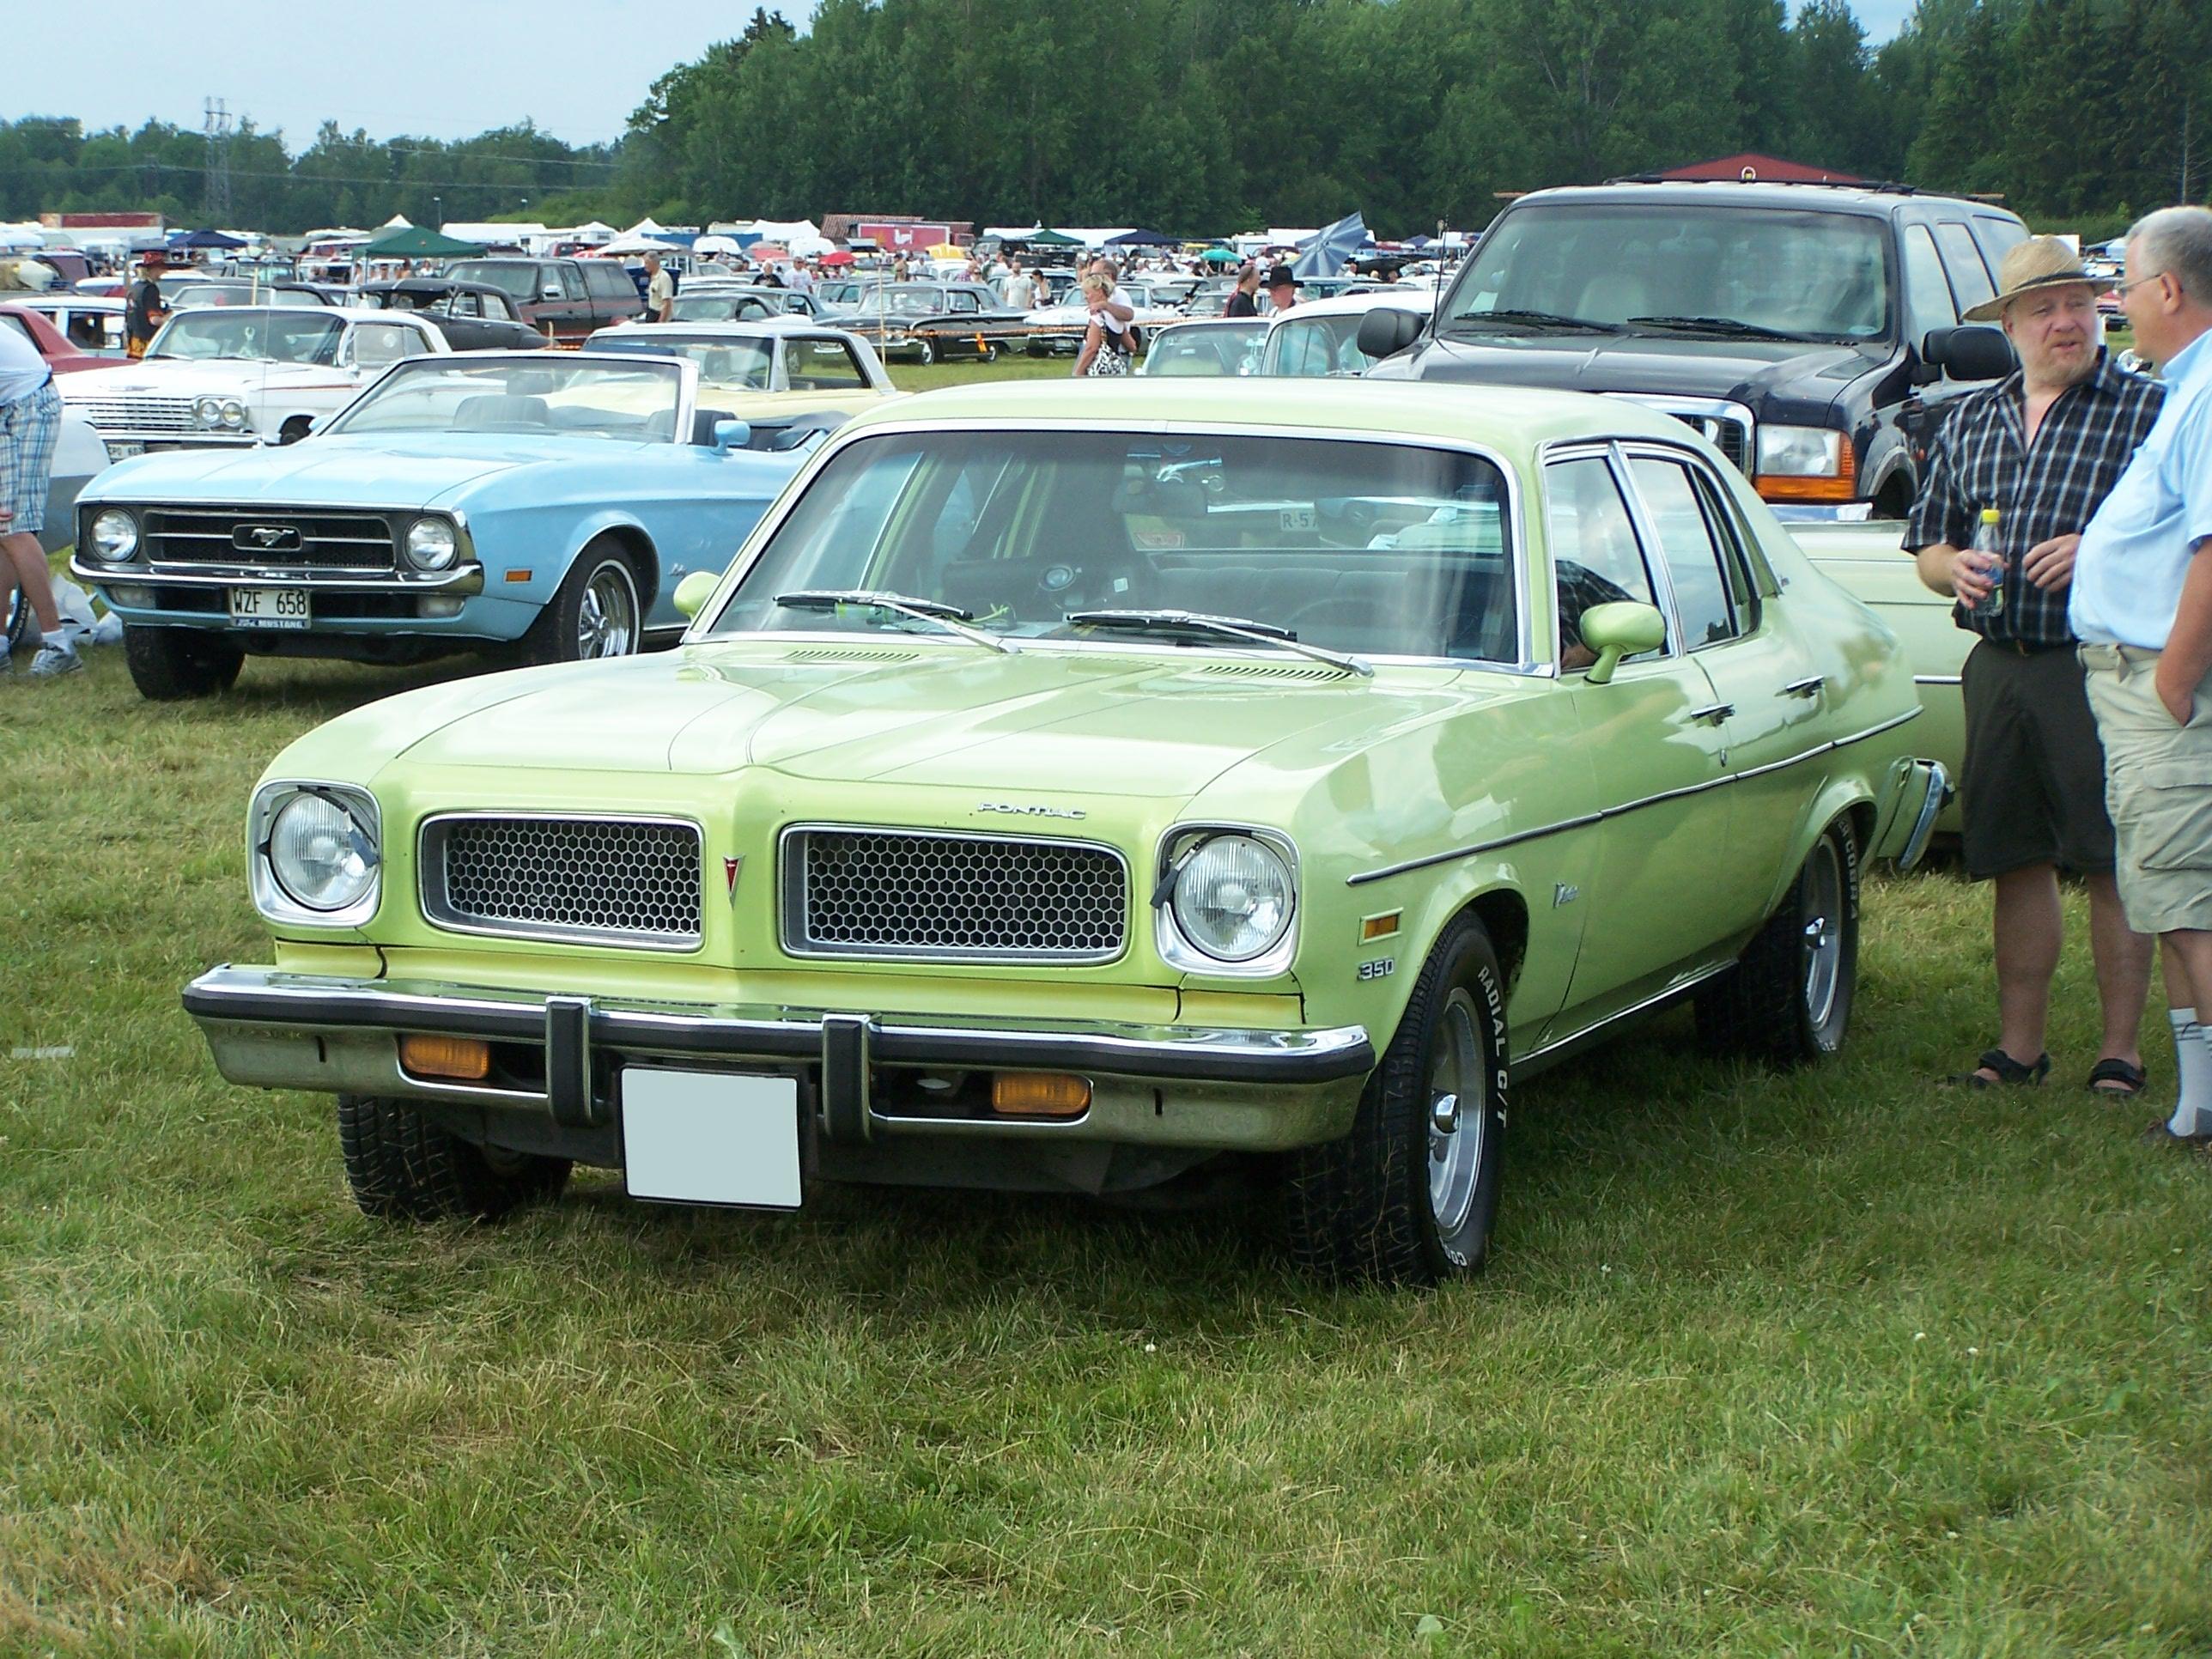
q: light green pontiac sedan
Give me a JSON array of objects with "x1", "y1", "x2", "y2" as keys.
[{"x1": 185, "y1": 380, "x2": 1946, "y2": 1286}]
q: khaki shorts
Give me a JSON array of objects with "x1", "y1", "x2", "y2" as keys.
[{"x1": 2081, "y1": 643, "x2": 2212, "y2": 935}]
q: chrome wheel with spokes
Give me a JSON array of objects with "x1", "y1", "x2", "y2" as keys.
[
  {"x1": 1695, "y1": 816, "x2": 1859, "y2": 1065},
  {"x1": 577, "y1": 560, "x2": 639, "y2": 659},
  {"x1": 1427, "y1": 989, "x2": 1488, "y2": 1243},
  {"x1": 1801, "y1": 833, "x2": 1846, "y2": 1033},
  {"x1": 525, "y1": 539, "x2": 647, "y2": 667}
]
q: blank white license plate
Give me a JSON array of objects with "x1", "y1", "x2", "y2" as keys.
[
  {"x1": 228, "y1": 586, "x2": 311, "y2": 629},
  {"x1": 103, "y1": 440, "x2": 144, "y2": 462},
  {"x1": 622, "y1": 1068, "x2": 801, "y2": 1209}
]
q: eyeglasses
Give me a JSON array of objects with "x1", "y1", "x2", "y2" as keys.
[{"x1": 2112, "y1": 270, "x2": 2167, "y2": 298}]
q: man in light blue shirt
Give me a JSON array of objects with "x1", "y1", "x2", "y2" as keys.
[{"x1": 2073, "y1": 204, "x2": 2212, "y2": 1145}]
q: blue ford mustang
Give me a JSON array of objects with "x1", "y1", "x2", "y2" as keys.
[{"x1": 69, "y1": 350, "x2": 847, "y2": 699}]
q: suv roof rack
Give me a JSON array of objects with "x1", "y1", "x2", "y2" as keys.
[{"x1": 1601, "y1": 173, "x2": 1927, "y2": 196}]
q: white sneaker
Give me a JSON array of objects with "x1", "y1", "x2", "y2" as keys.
[{"x1": 28, "y1": 640, "x2": 82, "y2": 678}]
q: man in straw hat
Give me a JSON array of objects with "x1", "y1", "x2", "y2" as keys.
[
  {"x1": 1905, "y1": 235, "x2": 2163, "y2": 1094},
  {"x1": 2071, "y1": 205, "x2": 2212, "y2": 1148},
  {"x1": 124, "y1": 251, "x2": 168, "y2": 361}
]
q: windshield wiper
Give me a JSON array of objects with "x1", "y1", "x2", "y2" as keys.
[
  {"x1": 1626, "y1": 314, "x2": 1815, "y2": 342},
  {"x1": 1444, "y1": 308, "x2": 1622, "y2": 335},
  {"x1": 774, "y1": 589, "x2": 1018, "y2": 654},
  {"x1": 1066, "y1": 609, "x2": 1372, "y2": 678}
]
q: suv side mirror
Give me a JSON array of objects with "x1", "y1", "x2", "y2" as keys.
[
  {"x1": 1356, "y1": 307, "x2": 1425, "y2": 362},
  {"x1": 1921, "y1": 325, "x2": 2015, "y2": 382},
  {"x1": 1578, "y1": 602, "x2": 1667, "y2": 684}
]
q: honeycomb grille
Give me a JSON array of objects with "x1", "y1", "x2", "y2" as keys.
[
  {"x1": 787, "y1": 828, "x2": 1127, "y2": 961},
  {"x1": 422, "y1": 816, "x2": 702, "y2": 947}
]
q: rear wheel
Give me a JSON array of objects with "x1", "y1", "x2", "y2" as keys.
[
  {"x1": 1695, "y1": 817, "x2": 1860, "y2": 1065},
  {"x1": 337, "y1": 1094, "x2": 570, "y2": 1221},
  {"x1": 1285, "y1": 915, "x2": 1510, "y2": 1285},
  {"x1": 525, "y1": 541, "x2": 642, "y2": 665},
  {"x1": 123, "y1": 625, "x2": 244, "y2": 700}
]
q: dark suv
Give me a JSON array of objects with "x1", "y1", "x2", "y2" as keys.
[
  {"x1": 1364, "y1": 181, "x2": 2031, "y2": 516},
  {"x1": 441, "y1": 258, "x2": 642, "y2": 342}
]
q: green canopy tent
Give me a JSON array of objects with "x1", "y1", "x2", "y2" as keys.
[
  {"x1": 1024, "y1": 228, "x2": 1083, "y2": 247},
  {"x1": 360, "y1": 226, "x2": 488, "y2": 259}
]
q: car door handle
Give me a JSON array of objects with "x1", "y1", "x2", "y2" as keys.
[
  {"x1": 1689, "y1": 702, "x2": 1734, "y2": 725},
  {"x1": 1782, "y1": 676, "x2": 1826, "y2": 698}
]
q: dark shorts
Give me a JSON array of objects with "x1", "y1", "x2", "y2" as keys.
[{"x1": 1959, "y1": 638, "x2": 2116, "y2": 879}]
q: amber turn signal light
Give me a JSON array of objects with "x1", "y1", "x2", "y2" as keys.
[
  {"x1": 399, "y1": 1033, "x2": 491, "y2": 1081},
  {"x1": 1755, "y1": 446, "x2": 1857, "y2": 503},
  {"x1": 990, "y1": 1073, "x2": 1091, "y2": 1117}
]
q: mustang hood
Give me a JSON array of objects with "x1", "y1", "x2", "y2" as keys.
[
  {"x1": 1389, "y1": 331, "x2": 1883, "y2": 412},
  {"x1": 382, "y1": 643, "x2": 1473, "y2": 803},
  {"x1": 87, "y1": 433, "x2": 647, "y2": 507}
]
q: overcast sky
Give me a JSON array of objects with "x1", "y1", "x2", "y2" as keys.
[{"x1": 10, "y1": 0, "x2": 1919, "y2": 149}]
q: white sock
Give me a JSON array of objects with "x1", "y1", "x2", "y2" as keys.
[{"x1": 2167, "y1": 1010, "x2": 2212, "y2": 1137}]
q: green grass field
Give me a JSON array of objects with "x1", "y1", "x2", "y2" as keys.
[{"x1": 3, "y1": 356, "x2": 2208, "y2": 1656}]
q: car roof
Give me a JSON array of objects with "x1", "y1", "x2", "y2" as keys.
[
  {"x1": 1152, "y1": 317, "x2": 1266, "y2": 332},
  {"x1": 837, "y1": 376, "x2": 1698, "y2": 450},
  {"x1": 1506, "y1": 179, "x2": 2014, "y2": 218},
  {"x1": 1271, "y1": 290, "x2": 1437, "y2": 320},
  {"x1": 588, "y1": 319, "x2": 833, "y2": 343}
]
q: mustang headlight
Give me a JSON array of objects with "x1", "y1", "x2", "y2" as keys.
[
  {"x1": 89, "y1": 508, "x2": 139, "y2": 562},
  {"x1": 404, "y1": 517, "x2": 459, "y2": 572},
  {"x1": 252, "y1": 783, "x2": 380, "y2": 922},
  {"x1": 1754, "y1": 424, "x2": 1844, "y2": 477},
  {"x1": 1166, "y1": 832, "x2": 1295, "y2": 966}
]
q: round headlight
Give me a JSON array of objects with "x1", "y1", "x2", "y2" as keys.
[
  {"x1": 194, "y1": 395, "x2": 224, "y2": 428},
  {"x1": 219, "y1": 398, "x2": 248, "y2": 430},
  {"x1": 404, "y1": 518, "x2": 458, "y2": 571},
  {"x1": 1170, "y1": 835, "x2": 1293, "y2": 963},
  {"x1": 89, "y1": 509, "x2": 139, "y2": 562},
  {"x1": 268, "y1": 792, "x2": 378, "y2": 912}
]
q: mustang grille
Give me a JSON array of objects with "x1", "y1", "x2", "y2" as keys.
[
  {"x1": 67, "y1": 394, "x2": 198, "y2": 434},
  {"x1": 785, "y1": 828, "x2": 1127, "y2": 962},
  {"x1": 143, "y1": 507, "x2": 398, "y2": 571},
  {"x1": 422, "y1": 817, "x2": 702, "y2": 947}
]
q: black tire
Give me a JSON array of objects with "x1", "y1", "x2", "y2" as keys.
[
  {"x1": 1695, "y1": 816, "x2": 1860, "y2": 1065},
  {"x1": 4, "y1": 586, "x2": 28, "y2": 653},
  {"x1": 523, "y1": 540, "x2": 643, "y2": 666},
  {"x1": 337, "y1": 1094, "x2": 570, "y2": 1222},
  {"x1": 278, "y1": 416, "x2": 313, "y2": 446},
  {"x1": 1285, "y1": 915, "x2": 1510, "y2": 1285},
  {"x1": 123, "y1": 625, "x2": 245, "y2": 700},
  {"x1": 913, "y1": 336, "x2": 937, "y2": 367},
  {"x1": 981, "y1": 339, "x2": 1003, "y2": 362}
]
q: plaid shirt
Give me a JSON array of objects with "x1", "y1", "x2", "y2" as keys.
[{"x1": 1904, "y1": 349, "x2": 2164, "y2": 647}]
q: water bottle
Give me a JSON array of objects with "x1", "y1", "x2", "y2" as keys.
[{"x1": 1966, "y1": 507, "x2": 2004, "y2": 621}]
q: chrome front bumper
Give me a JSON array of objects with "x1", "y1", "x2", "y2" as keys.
[
  {"x1": 183, "y1": 965, "x2": 1376, "y2": 1151},
  {"x1": 70, "y1": 557, "x2": 485, "y2": 595}
]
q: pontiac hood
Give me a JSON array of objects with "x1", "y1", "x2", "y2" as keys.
[{"x1": 310, "y1": 642, "x2": 1487, "y2": 805}]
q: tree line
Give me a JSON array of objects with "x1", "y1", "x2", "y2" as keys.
[{"x1": 6, "y1": 0, "x2": 2206, "y2": 240}]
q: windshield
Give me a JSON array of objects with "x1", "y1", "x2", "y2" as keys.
[
  {"x1": 444, "y1": 261, "x2": 538, "y2": 301},
  {"x1": 169, "y1": 283, "x2": 325, "y2": 311},
  {"x1": 150, "y1": 310, "x2": 345, "y2": 364},
  {"x1": 1140, "y1": 322, "x2": 1265, "y2": 377},
  {"x1": 671, "y1": 291, "x2": 779, "y2": 323},
  {"x1": 873, "y1": 286, "x2": 944, "y2": 316},
  {"x1": 585, "y1": 333, "x2": 775, "y2": 396},
  {"x1": 322, "y1": 357, "x2": 685, "y2": 440},
  {"x1": 704, "y1": 429, "x2": 1518, "y2": 663},
  {"x1": 1444, "y1": 204, "x2": 1892, "y2": 342},
  {"x1": 1261, "y1": 313, "x2": 1402, "y2": 378}
]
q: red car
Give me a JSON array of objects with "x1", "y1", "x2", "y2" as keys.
[{"x1": 0, "y1": 302, "x2": 112, "y2": 375}]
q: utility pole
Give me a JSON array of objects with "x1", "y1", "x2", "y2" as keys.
[
  {"x1": 2182, "y1": 95, "x2": 2195, "y2": 206},
  {"x1": 203, "y1": 97, "x2": 233, "y2": 222}
]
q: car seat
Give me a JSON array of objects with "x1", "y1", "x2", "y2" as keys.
[{"x1": 453, "y1": 393, "x2": 550, "y2": 428}]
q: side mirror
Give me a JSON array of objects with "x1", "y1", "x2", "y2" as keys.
[
  {"x1": 1920, "y1": 325, "x2": 2015, "y2": 382},
  {"x1": 1356, "y1": 307, "x2": 1424, "y2": 362},
  {"x1": 712, "y1": 418, "x2": 751, "y2": 452},
  {"x1": 673, "y1": 569, "x2": 720, "y2": 620},
  {"x1": 541, "y1": 286, "x2": 564, "y2": 301},
  {"x1": 1578, "y1": 601, "x2": 1667, "y2": 684}
]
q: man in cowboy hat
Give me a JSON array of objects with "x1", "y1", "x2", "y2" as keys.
[
  {"x1": 1905, "y1": 235, "x2": 2164, "y2": 1095},
  {"x1": 124, "y1": 252, "x2": 168, "y2": 361},
  {"x1": 2071, "y1": 205, "x2": 2212, "y2": 1148}
]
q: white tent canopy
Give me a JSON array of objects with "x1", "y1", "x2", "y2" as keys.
[
  {"x1": 380, "y1": 214, "x2": 412, "y2": 229},
  {"x1": 597, "y1": 233, "x2": 684, "y2": 256}
]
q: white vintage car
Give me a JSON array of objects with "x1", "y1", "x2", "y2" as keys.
[{"x1": 59, "y1": 307, "x2": 450, "y2": 462}]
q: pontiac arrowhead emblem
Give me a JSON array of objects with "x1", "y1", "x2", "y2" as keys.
[{"x1": 723, "y1": 855, "x2": 743, "y2": 900}]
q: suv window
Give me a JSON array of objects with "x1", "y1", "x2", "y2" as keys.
[
  {"x1": 1900, "y1": 223, "x2": 1958, "y2": 346},
  {"x1": 1934, "y1": 224, "x2": 1996, "y2": 313},
  {"x1": 1547, "y1": 453, "x2": 1662, "y2": 667},
  {"x1": 556, "y1": 264, "x2": 587, "y2": 302}
]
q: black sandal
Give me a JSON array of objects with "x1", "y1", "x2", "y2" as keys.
[
  {"x1": 1942, "y1": 1048, "x2": 2051, "y2": 1088},
  {"x1": 2087, "y1": 1058, "x2": 2148, "y2": 1098}
]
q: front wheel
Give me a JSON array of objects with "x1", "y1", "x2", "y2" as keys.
[
  {"x1": 1285, "y1": 915, "x2": 1510, "y2": 1285},
  {"x1": 525, "y1": 542, "x2": 642, "y2": 665},
  {"x1": 912, "y1": 337, "x2": 937, "y2": 366},
  {"x1": 338, "y1": 1095, "x2": 570, "y2": 1221},
  {"x1": 1695, "y1": 816, "x2": 1860, "y2": 1065},
  {"x1": 123, "y1": 625, "x2": 245, "y2": 700}
]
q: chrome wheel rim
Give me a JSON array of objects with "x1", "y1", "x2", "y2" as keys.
[
  {"x1": 1802, "y1": 836, "x2": 1845, "y2": 1030},
  {"x1": 576, "y1": 562, "x2": 636, "y2": 659},
  {"x1": 1428, "y1": 988, "x2": 1486, "y2": 1237}
]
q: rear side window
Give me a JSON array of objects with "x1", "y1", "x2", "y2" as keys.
[
  {"x1": 556, "y1": 264, "x2": 587, "y2": 302},
  {"x1": 1900, "y1": 224, "x2": 1957, "y2": 346},
  {"x1": 584, "y1": 262, "x2": 633, "y2": 301},
  {"x1": 1627, "y1": 454, "x2": 1744, "y2": 647},
  {"x1": 1934, "y1": 224, "x2": 1996, "y2": 312}
]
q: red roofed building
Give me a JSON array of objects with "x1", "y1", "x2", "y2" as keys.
[{"x1": 1656, "y1": 154, "x2": 1868, "y2": 185}]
